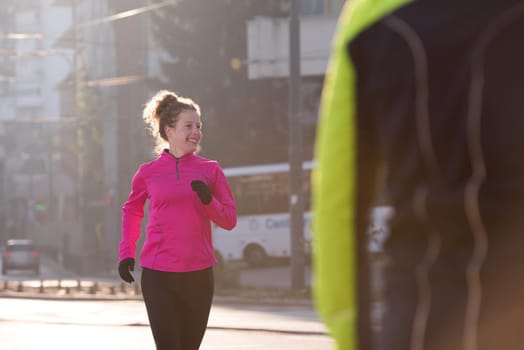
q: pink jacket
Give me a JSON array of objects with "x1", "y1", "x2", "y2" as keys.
[{"x1": 119, "y1": 150, "x2": 236, "y2": 272}]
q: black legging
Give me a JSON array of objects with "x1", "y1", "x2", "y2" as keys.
[{"x1": 141, "y1": 267, "x2": 214, "y2": 350}]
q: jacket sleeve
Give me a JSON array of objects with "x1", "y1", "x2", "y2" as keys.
[
  {"x1": 313, "y1": 1, "x2": 410, "y2": 349},
  {"x1": 313, "y1": 18, "x2": 358, "y2": 350},
  {"x1": 119, "y1": 167, "x2": 148, "y2": 261},
  {"x1": 204, "y1": 164, "x2": 237, "y2": 230}
]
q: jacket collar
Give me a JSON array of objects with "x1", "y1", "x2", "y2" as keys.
[{"x1": 161, "y1": 149, "x2": 196, "y2": 162}]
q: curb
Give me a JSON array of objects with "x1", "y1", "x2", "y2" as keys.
[
  {"x1": 0, "y1": 278, "x2": 313, "y2": 307},
  {"x1": 0, "y1": 289, "x2": 313, "y2": 307},
  {"x1": 213, "y1": 295, "x2": 313, "y2": 307}
]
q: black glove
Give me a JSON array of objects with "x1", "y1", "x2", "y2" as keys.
[
  {"x1": 191, "y1": 180, "x2": 212, "y2": 205},
  {"x1": 118, "y1": 258, "x2": 135, "y2": 283}
]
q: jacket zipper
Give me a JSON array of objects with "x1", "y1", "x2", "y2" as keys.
[{"x1": 165, "y1": 150, "x2": 181, "y2": 180}]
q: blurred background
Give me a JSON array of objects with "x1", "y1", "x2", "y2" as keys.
[{"x1": 0, "y1": 0, "x2": 346, "y2": 276}]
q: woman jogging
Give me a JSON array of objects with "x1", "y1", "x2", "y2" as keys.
[{"x1": 118, "y1": 90, "x2": 237, "y2": 349}]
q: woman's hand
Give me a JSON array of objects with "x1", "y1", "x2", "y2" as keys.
[
  {"x1": 191, "y1": 180, "x2": 212, "y2": 205},
  {"x1": 118, "y1": 258, "x2": 135, "y2": 283}
]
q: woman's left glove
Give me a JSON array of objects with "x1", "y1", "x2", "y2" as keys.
[{"x1": 191, "y1": 180, "x2": 212, "y2": 205}]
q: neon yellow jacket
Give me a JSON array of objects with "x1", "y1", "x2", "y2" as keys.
[{"x1": 312, "y1": 0, "x2": 411, "y2": 349}]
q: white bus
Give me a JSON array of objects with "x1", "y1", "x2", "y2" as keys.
[
  {"x1": 213, "y1": 162, "x2": 314, "y2": 267},
  {"x1": 212, "y1": 161, "x2": 394, "y2": 267}
]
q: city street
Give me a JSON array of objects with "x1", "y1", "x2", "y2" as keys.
[
  {"x1": 1, "y1": 322, "x2": 332, "y2": 350},
  {"x1": 1, "y1": 2, "x2": 346, "y2": 348},
  {"x1": 0, "y1": 255, "x2": 333, "y2": 349},
  {"x1": 0, "y1": 298, "x2": 333, "y2": 349}
]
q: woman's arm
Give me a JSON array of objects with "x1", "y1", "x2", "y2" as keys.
[
  {"x1": 203, "y1": 165, "x2": 237, "y2": 230},
  {"x1": 119, "y1": 168, "x2": 148, "y2": 261}
]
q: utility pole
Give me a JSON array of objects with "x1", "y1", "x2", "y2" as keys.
[
  {"x1": 103, "y1": 87, "x2": 119, "y2": 271},
  {"x1": 0, "y1": 144, "x2": 5, "y2": 243},
  {"x1": 289, "y1": 0, "x2": 305, "y2": 290},
  {"x1": 73, "y1": 0, "x2": 89, "y2": 273}
]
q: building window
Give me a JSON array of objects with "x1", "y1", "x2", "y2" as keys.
[
  {"x1": 300, "y1": 0, "x2": 345, "y2": 16},
  {"x1": 17, "y1": 106, "x2": 40, "y2": 118},
  {"x1": 15, "y1": 0, "x2": 39, "y2": 12},
  {"x1": 16, "y1": 86, "x2": 41, "y2": 97}
]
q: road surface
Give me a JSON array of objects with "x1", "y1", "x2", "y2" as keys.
[{"x1": 0, "y1": 297, "x2": 333, "y2": 350}]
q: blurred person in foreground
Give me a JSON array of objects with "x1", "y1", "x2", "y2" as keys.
[
  {"x1": 117, "y1": 90, "x2": 237, "y2": 349},
  {"x1": 312, "y1": 0, "x2": 524, "y2": 349}
]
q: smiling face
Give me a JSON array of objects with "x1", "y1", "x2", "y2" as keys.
[{"x1": 165, "y1": 109, "x2": 202, "y2": 157}]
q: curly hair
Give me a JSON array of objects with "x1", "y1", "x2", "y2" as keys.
[{"x1": 142, "y1": 90, "x2": 201, "y2": 155}]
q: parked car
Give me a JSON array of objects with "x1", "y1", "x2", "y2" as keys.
[{"x1": 1, "y1": 239, "x2": 40, "y2": 275}]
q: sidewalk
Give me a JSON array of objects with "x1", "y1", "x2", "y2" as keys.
[{"x1": 0, "y1": 295, "x2": 328, "y2": 336}]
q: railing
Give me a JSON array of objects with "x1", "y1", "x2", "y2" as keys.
[{"x1": 0, "y1": 278, "x2": 141, "y2": 298}]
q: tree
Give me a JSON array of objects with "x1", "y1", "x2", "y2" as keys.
[{"x1": 151, "y1": 0, "x2": 292, "y2": 167}]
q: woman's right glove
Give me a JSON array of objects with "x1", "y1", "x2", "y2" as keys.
[{"x1": 118, "y1": 258, "x2": 135, "y2": 283}]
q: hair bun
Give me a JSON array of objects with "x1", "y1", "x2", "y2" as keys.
[{"x1": 156, "y1": 93, "x2": 178, "y2": 118}]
